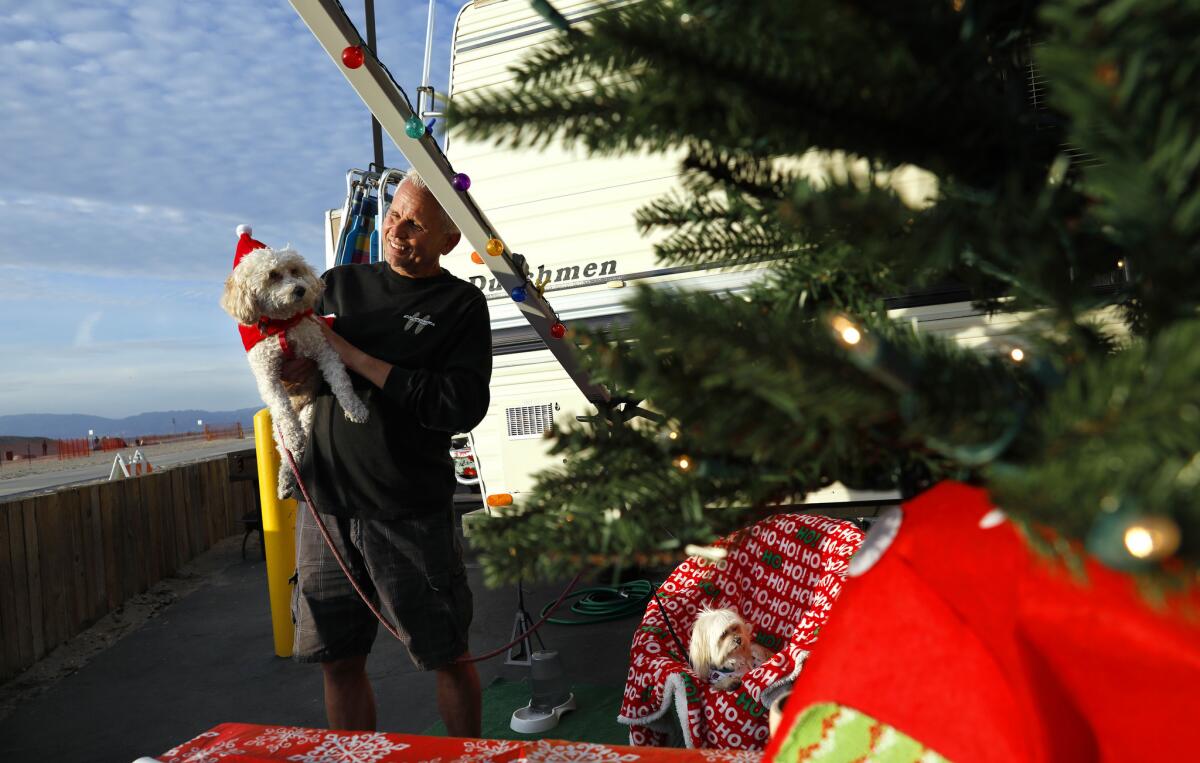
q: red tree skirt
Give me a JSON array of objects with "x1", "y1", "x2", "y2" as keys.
[{"x1": 766, "y1": 481, "x2": 1200, "y2": 762}]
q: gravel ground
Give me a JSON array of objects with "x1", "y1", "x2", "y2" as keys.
[{"x1": 0, "y1": 437, "x2": 250, "y2": 482}]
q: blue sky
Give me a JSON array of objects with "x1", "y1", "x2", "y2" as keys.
[{"x1": 1, "y1": 1, "x2": 461, "y2": 418}]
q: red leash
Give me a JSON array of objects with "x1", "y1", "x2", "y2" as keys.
[{"x1": 278, "y1": 437, "x2": 582, "y2": 664}]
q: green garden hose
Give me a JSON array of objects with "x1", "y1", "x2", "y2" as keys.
[{"x1": 539, "y1": 579, "x2": 654, "y2": 625}]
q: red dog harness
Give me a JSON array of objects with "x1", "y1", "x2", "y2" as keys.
[{"x1": 239, "y1": 310, "x2": 334, "y2": 359}]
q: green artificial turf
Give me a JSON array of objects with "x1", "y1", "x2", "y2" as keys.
[{"x1": 423, "y1": 678, "x2": 628, "y2": 745}]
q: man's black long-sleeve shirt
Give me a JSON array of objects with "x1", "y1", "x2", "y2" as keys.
[{"x1": 299, "y1": 262, "x2": 492, "y2": 518}]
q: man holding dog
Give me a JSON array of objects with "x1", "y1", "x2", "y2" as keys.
[{"x1": 287, "y1": 172, "x2": 490, "y2": 736}]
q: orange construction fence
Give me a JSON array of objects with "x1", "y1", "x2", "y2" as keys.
[{"x1": 54, "y1": 423, "x2": 246, "y2": 460}]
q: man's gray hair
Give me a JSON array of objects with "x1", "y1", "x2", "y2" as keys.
[{"x1": 395, "y1": 170, "x2": 459, "y2": 235}]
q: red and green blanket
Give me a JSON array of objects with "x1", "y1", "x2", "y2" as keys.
[{"x1": 619, "y1": 514, "x2": 864, "y2": 750}]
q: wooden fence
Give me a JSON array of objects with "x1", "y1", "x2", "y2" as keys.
[{"x1": 0, "y1": 454, "x2": 258, "y2": 683}]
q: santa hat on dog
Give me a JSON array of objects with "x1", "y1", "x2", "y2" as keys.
[
  {"x1": 228, "y1": 224, "x2": 332, "y2": 356},
  {"x1": 233, "y1": 224, "x2": 267, "y2": 269},
  {"x1": 229, "y1": 224, "x2": 302, "y2": 354}
]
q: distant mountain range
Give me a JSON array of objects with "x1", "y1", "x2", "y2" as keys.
[{"x1": 0, "y1": 408, "x2": 261, "y2": 439}]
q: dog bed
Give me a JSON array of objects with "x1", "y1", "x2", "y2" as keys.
[{"x1": 618, "y1": 513, "x2": 864, "y2": 749}]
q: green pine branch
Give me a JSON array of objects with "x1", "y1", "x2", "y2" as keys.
[
  {"x1": 474, "y1": 285, "x2": 1038, "y2": 584},
  {"x1": 452, "y1": 1, "x2": 1063, "y2": 184},
  {"x1": 987, "y1": 317, "x2": 1200, "y2": 560}
]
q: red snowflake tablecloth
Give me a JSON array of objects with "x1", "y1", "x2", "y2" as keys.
[
  {"x1": 150, "y1": 722, "x2": 766, "y2": 762},
  {"x1": 619, "y1": 514, "x2": 863, "y2": 750}
]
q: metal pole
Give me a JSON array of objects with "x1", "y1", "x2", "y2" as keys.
[
  {"x1": 365, "y1": 0, "x2": 385, "y2": 171},
  {"x1": 419, "y1": 0, "x2": 437, "y2": 117},
  {"x1": 254, "y1": 408, "x2": 298, "y2": 657}
]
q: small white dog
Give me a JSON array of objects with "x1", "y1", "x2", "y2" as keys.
[
  {"x1": 690, "y1": 607, "x2": 772, "y2": 690},
  {"x1": 220, "y1": 226, "x2": 368, "y2": 497}
]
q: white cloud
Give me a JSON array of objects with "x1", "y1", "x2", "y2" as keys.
[
  {"x1": 0, "y1": 190, "x2": 323, "y2": 281},
  {"x1": 0, "y1": 12, "x2": 36, "y2": 26},
  {"x1": 73, "y1": 310, "x2": 104, "y2": 347},
  {"x1": 53, "y1": 7, "x2": 125, "y2": 31},
  {"x1": 59, "y1": 30, "x2": 131, "y2": 54}
]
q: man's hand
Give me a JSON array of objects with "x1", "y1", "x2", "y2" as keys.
[{"x1": 310, "y1": 315, "x2": 392, "y2": 389}]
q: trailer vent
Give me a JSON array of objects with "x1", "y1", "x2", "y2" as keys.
[{"x1": 506, "y1": 403, "x2": 555, "y2": 440}]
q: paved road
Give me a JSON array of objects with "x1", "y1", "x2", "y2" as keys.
[{"x1": 0, "y1": 440, "x2": 255, "y2": 499}]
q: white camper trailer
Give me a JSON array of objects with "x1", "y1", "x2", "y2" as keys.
[{"x1": 324, "y1": 0, "x2": 1127, "y2": 515}]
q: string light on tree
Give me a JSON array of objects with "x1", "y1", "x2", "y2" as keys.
[
  {"x1": 673, "y1": 455, "x2": 693, "y2": 471},
  {"x1": 1124, "y1": 516, "x2": 1181, "y2": 562},
  {"x1": 341, "y1": 45, "x2": 364, "y2": 69},
  {"x1": 831, "y1": 314, "x2": 862, "y2": 346},
  {"x1": 1009, "y1": 348, "x2": 1025, "y2": 363},
  {"x1": 404, "y1": 116, "x2": 426, "y2": 139},
  {"x1": 827, "y1": 313, "x2": 914, "y2": 394},
  {"x1": 1094, "y1": 61, "x2": 1120, "y2": 87},
  {"x1": 1087, "y1": 501, "x2": 1183, "y2": 570},
  {"x1": 655, "y1": 427, "x2": 681, "y2": 447}
]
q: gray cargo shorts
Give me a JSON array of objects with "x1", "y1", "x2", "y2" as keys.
[{"x1": 291, "y1": 504, "x2": 472, "y2": 670}]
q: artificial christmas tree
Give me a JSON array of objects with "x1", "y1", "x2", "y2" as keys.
[{"x1": 450, "y1": 0, "x2": 1198, "y2": 592}]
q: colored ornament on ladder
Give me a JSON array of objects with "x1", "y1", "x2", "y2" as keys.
[
  {"x1": 405, "y1": 116, "x2": 426, "y2": 139},
  {"x1": 341, "y1": 46, "x2": 364, "y2": 69},
  {"x1": 452, "y1": 173, "x2": 471, "y2": 191},
  {"x1": 486, "y1": 238, "x2": 504, "y2": 257},
  {"x1": 550, "y1": 321, "x2": 567, "y2": 339}
]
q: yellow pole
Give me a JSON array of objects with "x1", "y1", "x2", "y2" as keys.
[{"x1": 253, "y1": 408, "x2": 297, "y2": 657}]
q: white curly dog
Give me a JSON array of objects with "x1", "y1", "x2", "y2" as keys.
[{"x1": 220, "y1": 225, "x2": 368, "y2": 497}]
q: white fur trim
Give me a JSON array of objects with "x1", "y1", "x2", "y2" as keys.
[
  {"x1": 848, "y1": 506, "x2": 903, "y2": 577},
  {"x1": 237, "y1": 224, "x2": 252, "y2": 236},
  {"x1": 616, "y1": 650, "x2": 809, "y2": 749},
  {"x1": 616, "y1": 672, "x2": 698, "y2": 748},
  {"x1": 979, "y1": 508, "x2": 1007, "y2": 529},
  {"x1": 759, "y1": 650, "x2": 807, "y2": 709}
]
